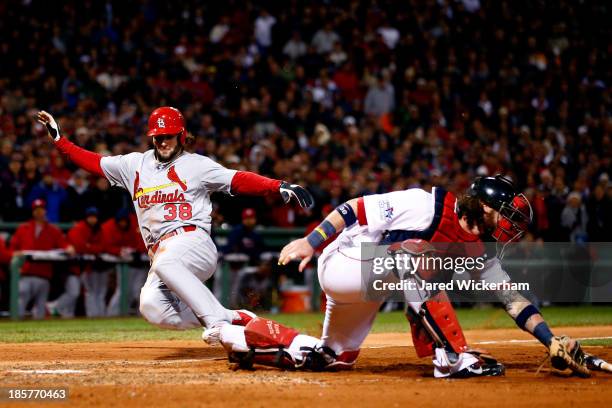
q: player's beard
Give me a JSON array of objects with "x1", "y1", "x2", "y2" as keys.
[{"x1": 155, "y1": 143, "x2": 183, "y2": 163}]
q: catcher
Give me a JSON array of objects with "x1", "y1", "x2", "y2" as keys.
[{"x1": 216, "y1": 176, "x2": 610, "y2": 377}]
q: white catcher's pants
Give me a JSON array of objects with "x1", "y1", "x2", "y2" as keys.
[
  {"x1": 139, "y1": 228, "x2": 234, "y2": 329},
  {"x1": 317, "y1": 245, "x2": 478, "y2": 375}
]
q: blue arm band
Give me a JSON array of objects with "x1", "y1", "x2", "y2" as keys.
[
  {"x1": 306, "y1": 220, "x2": 337, "y2": 249},
  {"x1": 336, "y1": 203, "x2": 357, "y2": 227},
  {"x1": 515, "y1": 304, "x2": 540, "y2": 330},
  {"x1": 533, "y1": 321, "x2": 554, "y2": 346}
]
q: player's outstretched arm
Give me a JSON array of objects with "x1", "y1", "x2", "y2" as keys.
[
  {"x1": 279, "y1": 198, "x2": 359, "y2": 271},
  {"x1": 230, "y1": 172, "x2": 314, "y2": 209},
  {"x1": 35, "y1": 111, "x2": 105, "y2": 177},
  {"x1": 497, "y1": 288, "x2": 594, "y2": 376}
]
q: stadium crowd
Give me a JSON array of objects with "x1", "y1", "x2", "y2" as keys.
[{"x1": 0, "y1": 0, "x2": 610, "y2": 315}]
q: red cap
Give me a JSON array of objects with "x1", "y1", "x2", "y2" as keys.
[
  {"x1": 31, "y1": 199, "x2": 46, "y2": 209},
  {"x1": 147, "y1": 106, "x2": 186, "y2": 141},
  {"x1": 242, "y1": 208, "x2": 256, "y2": 220}
]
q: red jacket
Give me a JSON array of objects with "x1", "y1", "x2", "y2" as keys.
[
  {"x1": 10, "y1": 220, "x2": 67, "y2": 279},
  {"x1": 67, "y1": 221, "x2": 105, "y2": 254},
  {"x1": 67, "y1": 221, "x2": 105, "y2": 274},
  {"x1": 0, "y1": 235, "x2": 13, "y2": 281},
  {"x1": 100, "y1": 218, "x2": 145, "y2": 256}
]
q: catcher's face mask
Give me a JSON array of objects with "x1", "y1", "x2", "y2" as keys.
[{"x1": 491, "y1": 194, "x2": 533, "y2": 258}]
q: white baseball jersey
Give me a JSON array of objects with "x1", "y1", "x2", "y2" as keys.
[
  {"x1": 329, "y1": 188, "x2": 436, "y2": 251},
  {"x1": 323, "y1": 187, "x2": 507, "y2": 282},
  {"x1": 100, "y1": 150, "x2": 235, "y2": 247}
]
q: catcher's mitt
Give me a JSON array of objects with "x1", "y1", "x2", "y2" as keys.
[{"x1": 549, "y1": 335, "x2": 590, "y2": 377}]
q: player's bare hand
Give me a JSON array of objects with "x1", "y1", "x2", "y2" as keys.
[
  {"x1": 280, "y1": 182, "x2": 314, "y2": 209},
  {"x1": 36, "y1": 110, "x2": 61, "y2": 141},
  {"x1": 278, "y1": 238, "x2": 314, "y2": 272}
]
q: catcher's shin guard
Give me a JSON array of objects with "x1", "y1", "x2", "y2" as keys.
[
  {"x1": 229, "y1": 317, "x2": 308, "y2": 370},
  {"x1": 406, "y1": 291, "x2": 468, "y2": 358}
]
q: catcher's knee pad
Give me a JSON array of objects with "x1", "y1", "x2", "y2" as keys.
[{"x1": 406, "y1": 291, "x2": 467, "y2": 358}]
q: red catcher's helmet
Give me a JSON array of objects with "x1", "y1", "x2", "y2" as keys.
[{"x1": 147, "y1": 106, "x2": 186, "y2": 143}]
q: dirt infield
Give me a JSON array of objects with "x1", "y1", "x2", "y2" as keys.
[{"x1": 1, "y1": 326, "x2": 612, "y2": 408}]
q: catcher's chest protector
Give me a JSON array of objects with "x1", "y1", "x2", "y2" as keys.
[{"x1": 383, "y1": 189, "x2": 485, "y2": 257}]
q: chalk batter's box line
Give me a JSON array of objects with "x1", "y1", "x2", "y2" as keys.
[{"x1": 364, "y1": 336, "x2": 612, "y2": 348}]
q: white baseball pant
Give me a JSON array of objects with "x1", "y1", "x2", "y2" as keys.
[
  {"x1": 18, "y1": 276, "x2": 50, "y2": 319},
  {"x1": 54, "y1": 274, "x2": 81, "y2": 318},
  {"x1": 139, "y1": 228, "x2": 234, "y2": 329},
  {"x1": 316, "y1": 245, "x2": 478, "y2": 375}
]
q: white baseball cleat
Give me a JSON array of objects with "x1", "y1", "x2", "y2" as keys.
[
  {"x1": 203, "y1": 310, "x2": 257, "y2": 346},
  {"x1": 202, "y1": 326, "x2": 223, "y2": 346}
]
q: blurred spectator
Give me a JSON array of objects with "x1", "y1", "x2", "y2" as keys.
[
  {"x1": 0, "y1": 233, "x2": 14, "y2": 310},
  {"x1": 364, "y1": 73, "x2": 395, "y2": 117},
  {"x1": 377, "y1": 18, "x2": 400, "y2": 50},
  {"x1": 0, "y1": 154, "x2": 30, "y2": 221},
  {"x1": 311, "y1": 21, "x2": 340, "y2": 54},
  {"x1": 63, "y1": 170, "x2": 91, "y2": 221},
  {"x1": 254, "y1": 8, "x2": 276, "y2": 50},
  {"x1": 68, "y1": 206, "x2": 106, "y2": 317},
  {"x1": 104, "y1": 209, "x2": 147, "y2": 316},
  {"x1": 283, "y1": 31, "x2": 307, "y2": 61},
  {"x1": 83, "y1": 177, "x2": 128, "y2": 221},
  {"x1": 236, "y1": 263, "x2": 274, "y2": 311},
  {"x1": 224, "y1": 208, "x2": 265, "y2": 262},
  {"x1": 586, "y1": 183, "x2": 612, "y2": 241},
  {"x1": 561, "y1": 192, "x2": 589, "y2": 243},
  {"x1": 210, "y1": 15, "x2": 230, "y2": 44},
  {"x1": 10, "y1": 199, "x2": 72, "y2": 319},
  {"x1": 26, "y1": 173, "x2": 68, "y2": 223}
]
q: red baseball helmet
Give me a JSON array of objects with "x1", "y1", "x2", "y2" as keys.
[{"x1": 147, "y1": 107, "x2": 186, "y2": 143}]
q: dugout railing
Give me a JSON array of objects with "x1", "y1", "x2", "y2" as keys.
[
  {"x1": 4, "y1": 223, "x2": 611, "y2": 319},
  {"x1": 1, "y1": 223, "x2": 309, "y2": 320}
]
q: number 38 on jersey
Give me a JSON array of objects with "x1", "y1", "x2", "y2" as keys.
[{"x1": 163, "y1": 203, "x2": 193, "y2": 220}]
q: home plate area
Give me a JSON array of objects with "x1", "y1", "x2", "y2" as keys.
[{"x1": 1, "y1": 327, "x2": 612, "y2": 408}]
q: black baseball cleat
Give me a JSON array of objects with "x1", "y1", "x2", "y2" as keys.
[{"x1": 449, "y1": 362, "x2": 506, "y2": 378}]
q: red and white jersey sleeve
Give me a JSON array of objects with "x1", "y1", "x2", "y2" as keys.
[
  {"x1": 325, "y1": 188, "x2": 437, "y2": 253},
  {"x1": 361, "y1": 188, "x2": 436, "y2": 235},
  {"x1": 100, "y1": 150, "x2": 236, "y2": 247}
]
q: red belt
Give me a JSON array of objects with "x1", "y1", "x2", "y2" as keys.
[{"x1": 149, "y1": 225, "x2": 197, "y2": 255}]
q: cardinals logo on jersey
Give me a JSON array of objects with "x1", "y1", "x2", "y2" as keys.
[
  {"x1": 132, "y1": 166, "x2": 188, "y2": 206},
  {"x1": 167, "y1": 165, "x2": 187, "y2": 191},
  {"x1": 133, "y1": 171, "x2": 142, "y2": 201}
]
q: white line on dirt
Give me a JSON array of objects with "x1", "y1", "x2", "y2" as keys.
[
  {"x1": 8, "y1": 369, "x2": 87, "y2": 374},
  {"x1": 475, "y1": 336, "x2": 612, "y2": 345},
  {"x1": 2, "y1": 357, "x2": 227, "y2": 374}
]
